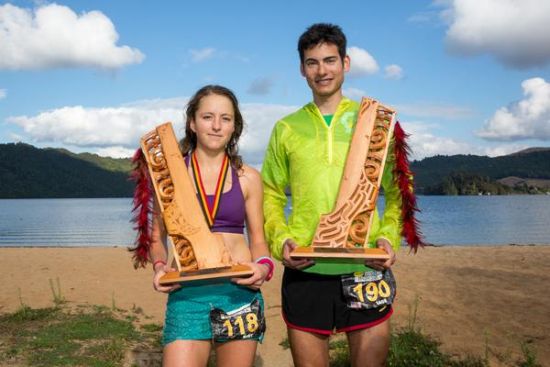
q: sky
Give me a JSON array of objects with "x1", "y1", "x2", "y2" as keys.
[{"x1": 1, "y1": 0, "x2": 550, "y2": 166}]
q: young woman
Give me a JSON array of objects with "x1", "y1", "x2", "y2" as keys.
[{"x1": 147, "y1": 85, "x2": 273, "y2": 367}]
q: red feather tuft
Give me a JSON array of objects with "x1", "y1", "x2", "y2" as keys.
[
  {"x1": 129, "y1": 148, "x2": 153, "y2": 268},
  {"x1": 393, "y1": 121, "x2": 425, "y2": 252}
]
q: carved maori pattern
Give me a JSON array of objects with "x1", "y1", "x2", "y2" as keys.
[
  {"x1": 314, "y1": 174, "x2": 377, "y2": 247},
  {"x1": 174, "y1": 237, "x2": 197, "y2": 271},
  {"x1": 313, "y1": 104, "x2": 393, "y2": 248},
  {"x1": 142, "y1": 131, "x2": 198, "y2": 271}
]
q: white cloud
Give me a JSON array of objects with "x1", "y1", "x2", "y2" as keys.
[
  {"x1": 478, "y1": 78, "x2": 550, "y2": 141},
  {"x1": 96, "y1": 146, "x2": 137, "y2": 158},
  {"x1": 343, "y1": 87, "x2": 367, "y2": 101},
  {"x1": 443, "y1": 0, "x2": 550, "y2": 68},
  {"x1": 483, "y1": 144, "x2": 529, "y2": 157},
  {"x1": 400, "y1": 121, "x2": 473, "y2": 159},
  {"x1": 240, "y1": 103, "x2": 297, "y2": 165},
  {"x1": 8, "y1": 132, "x2": 24, "y2": 142},
  {"x1": 0, "y1": 3, "x2": 144, "y2": 70},
  {"x1": 384, "y1": 64, "x2": 403, "y2": 80},
  {"x1": 8, "y1": 96, "x2": 535, "y2": 160},
  {"x1": 347, "y1": 46, "x2": 379, "y2": 77},
  {"x1": 0, "y1": 88, "x2": 6, "y2": 99},
  {"x1": 403, "y1": 120, "x2": 534, "y2": 160},
  {"x1": 189, "y1": 48, "x2": 216, "y2": 62},
  {"x1": 342, "y1": 92, "x2": 475, "y2": 122},
  {"x1": 7, "y1": 98, "x2": 187, "y2": 150},
  {"x1": 395, "y1": 102, "x2": 474, "y2": 119},
  {"x1": 6, "y1": 98, "x2": 296, "y2": 161}
]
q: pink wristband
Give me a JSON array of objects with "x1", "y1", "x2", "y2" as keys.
[{"x1": 255, "y1": 256, "x2": 274, "y2": 281}]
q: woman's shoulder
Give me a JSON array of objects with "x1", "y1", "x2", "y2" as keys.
[
  {"x1": 237, "y1": 163, "x2": 261, "y2": 181},
  {"x1": 236, "y1": 164, "x2": 262, "y2": 197}
]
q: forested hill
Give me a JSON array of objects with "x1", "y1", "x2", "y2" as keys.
[
  {"x1": 1, "y1": 143, "x2": 550, "y2": 198},
  {"x1": 0, "y1": 143, "x2": 134, "y2": 198},
  {"x1": 411, "y1": 148, "x2": 550, "y2": 195}
]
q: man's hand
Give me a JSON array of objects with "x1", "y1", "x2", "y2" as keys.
[
  {"x1": 364, "y1": 238, "x2": 397, "y2": 271},
  {"x1": 282, "y1": 239, "x2": 315, "y2": 270}
]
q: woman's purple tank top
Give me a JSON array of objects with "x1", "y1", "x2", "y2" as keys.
[{"x1": 185, "y1": 155, "x2": 245, "y2": 234}]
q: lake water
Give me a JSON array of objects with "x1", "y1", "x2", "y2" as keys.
[
  {"x1": 411, "y1": 195, "x2": 550, "y2": 245},
  {"x1": 0, "y1": 198, "x2": 135, "y2": 247},
  {"x1": 0, "y1": 196, "x2": 549, "y2": 247}
]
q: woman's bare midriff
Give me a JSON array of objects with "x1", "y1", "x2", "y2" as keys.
[{"x1": 220, "y1": 232, "x2": 252, "y2": 263}]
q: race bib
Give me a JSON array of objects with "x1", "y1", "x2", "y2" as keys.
[
  {"x1": 342, "y1": 269, "x2": 396, "y2": 310},
  {"x1": 209, "y1": 298, "x2": 265, "y2": 342}
]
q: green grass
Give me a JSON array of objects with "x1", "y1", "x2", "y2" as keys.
[
  {"x1": 48, "y1": 277, "x2": 65, "y2": 307},
  {"x1": 141, "y1": 323, "x2": 163, "y2": 333},
  {"x1": 388, "y1": 329, "x2": 486, "y2": 367},
  {"x1": 517, "y1": 341, "x2": 542, "y2": 367},
  {"x1": 279, "y1": 331, "x2": 487, "y2": 367},
  {"x1": 280, "y1": 329, "x2": 540, "y2": 367},
  {"x1": 1, "y1": 302, "x2": 542, "y2": 367},
  {"x1": 0, "y1": 304, "x2": 159, "y2": 367},
  {"x1": 319, "y1": 294, "x2": 541, "y2": 367}
]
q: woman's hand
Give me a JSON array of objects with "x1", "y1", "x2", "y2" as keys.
[
  {"x1": 232, "y1": 262, "x2": 270, "y2": 290},
  {"x1": 153, "y1": 264, "x2": 181, "y2": 293}
]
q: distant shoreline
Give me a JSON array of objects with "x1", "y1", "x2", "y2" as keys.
[
  {"x1": 2, "y1": 196, "x2": 550, "y2": 247},
  {"x1": 0, "y1": 196, "x2": 133, "y2": 200},
  {"x1": 3, "y1": 193, "x2": 550, "y2": 199},
  {"x1": 1, "y1": 243, "x2": 549, "y2": 248}
]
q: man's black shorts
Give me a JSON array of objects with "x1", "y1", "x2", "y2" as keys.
[{"x1": 282, "y1": 267, "x2": 393, "y2": 335}]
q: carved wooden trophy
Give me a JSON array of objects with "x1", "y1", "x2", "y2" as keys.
[
  {"x1": 140, "y1": 123, "x2": 253, "y2": 284},
  {"x1": 291, "y1": 97, "x2": 396, "y2": 261}
]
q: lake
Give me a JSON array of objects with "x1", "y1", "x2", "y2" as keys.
[
  {"x1": 0, "y1": 195, "x2": 549, "y2": 247},
  {"x1": 0, "y1": 198, "x2": 134, "y2": 247}
]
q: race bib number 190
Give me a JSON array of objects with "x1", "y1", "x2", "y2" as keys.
[
  {"x1": 342, "y1": 269, "x2": 396, "y2": 310},
  {"x1": 209, "y1": 298, "x2": 265, "y2": 342}
]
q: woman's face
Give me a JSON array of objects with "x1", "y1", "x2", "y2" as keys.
[{"x1": 190, "y1": 93, "x2": 235, "y2": 153}]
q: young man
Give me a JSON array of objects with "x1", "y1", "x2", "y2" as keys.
[{"x1": 261, "y1": 23, "x2": 402, "y2": 367}]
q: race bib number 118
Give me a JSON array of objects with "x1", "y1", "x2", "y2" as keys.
[{"x1": 209, "y1": 298, "x2": 265, "y2": 342}]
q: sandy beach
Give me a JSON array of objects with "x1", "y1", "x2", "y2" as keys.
[{"x1": 1, "y1": 245, "x2": 549, "y2": 366}]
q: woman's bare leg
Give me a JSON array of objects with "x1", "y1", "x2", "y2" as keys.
[{"x1": 163, "y1": 340, "x2": 211, "y2": 367}]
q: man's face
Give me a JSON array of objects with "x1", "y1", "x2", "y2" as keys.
[{"x1": 300, "y1": 42, "x2": 350, "y2": 99}]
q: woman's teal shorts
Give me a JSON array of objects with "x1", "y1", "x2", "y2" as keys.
[{"x1": 163, "y1": 280, "x2": 265, "y2": 345}]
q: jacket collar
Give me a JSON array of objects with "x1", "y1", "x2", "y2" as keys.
[{"x1": 304, "y1": 97, "x2": 352, "y2": 116}]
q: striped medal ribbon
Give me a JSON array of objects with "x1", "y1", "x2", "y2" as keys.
[{"x1": 191, "y1": 152, "x2": 230, "y2": 228}]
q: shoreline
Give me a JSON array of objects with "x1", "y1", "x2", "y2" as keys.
[
  {"x1": 1, "y1": 242, "x2": 549, "y2": 248},
  {"x1": 2, "y1": 192, "x2": 550, "y2": 199},
  {"x1": 1, "y1": 246, "x2": 549, "y2": 366}
]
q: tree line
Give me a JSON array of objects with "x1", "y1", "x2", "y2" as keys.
[
  {"x1": 1, "y1": 143, "x2": 549, "y2": 198},
  {"x1": 411, "y1": 149, "x2": 550, "y2": 195},
  {"x1": 0, "y1": 143, "x2": 134, "y2": 198}
]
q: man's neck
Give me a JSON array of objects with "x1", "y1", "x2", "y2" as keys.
[{"x1": 313, "y1": 92, "x2": 343, "y2": 115}]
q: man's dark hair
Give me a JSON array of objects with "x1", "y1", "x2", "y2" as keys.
[{"x1": 297, "y1": 23, "x2": 347, "y2": 64}]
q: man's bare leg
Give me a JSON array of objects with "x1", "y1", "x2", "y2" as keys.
[
  {"x1": 288, "y1": 328, "x2": 330, "y2": 367},
  {"x1": 346, "y1": 319, "x2": 390, "y2": 367}
]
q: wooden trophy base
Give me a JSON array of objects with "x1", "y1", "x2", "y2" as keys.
[
  {"x1": 159, "y1": 264, "x2": 254, "y2": 285},
  {"x1": 290, "y1": 247, "x2": 390, "y2": 262}
]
